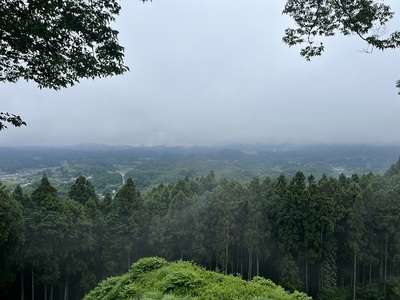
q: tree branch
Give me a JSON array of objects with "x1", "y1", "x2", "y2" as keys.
[{"x1": 0, "y1": 112, "x2": 27, "y2": 131}]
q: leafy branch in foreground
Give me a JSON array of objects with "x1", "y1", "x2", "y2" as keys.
[
  {"x1": 0, "y1": 112, "x2": 26, "y2": 131},
  {"x1": 282, "y1": 0, "x2": 400, "y2": 93},
  {"x1": 0, "y1": 0, "x2": 129, "y2": 89},
  {"x1": 1, "y1": 0, "x2": 129, "y2": 131},
  {"x1": 282, "y1": 0, "x2": 400, "y2": 60}
]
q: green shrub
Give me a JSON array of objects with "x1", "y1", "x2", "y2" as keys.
[
  {"x1": 85, "y1": 257, "x2": 311, "y2": 300},
  {"x1": 142, "y1": 291, "x2": 164, "y2": 300},
  {"x1": 117, "y1": 281, "x2": 138, "y2": 299},
  {"x1": 142, "y1": 291, "x2": 194, "y2": 300},
  {"x1": 162, "y1": 269, "x2": 204, "y2": 295},
  {"x1": 252, "y1": 276, "x2": 279, "y2": 289},
  {"x1": 130, "y1": 257, "x2": 169, "y2": 280},
  {"x1": 84, "y1": 274, "x2": 133, "y2": 300}
]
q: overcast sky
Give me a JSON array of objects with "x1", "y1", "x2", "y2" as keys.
[{"x1": 2, "y1": 0, "x2": 400, "y2": 147}]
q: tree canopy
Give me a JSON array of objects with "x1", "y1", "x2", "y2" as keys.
[
  {"x1": 282, "y1": 0, "x2": 400, "y2": 93},
  {"x1": 282, "y1": 0, "x2": 400, "y2": 60},
  {"x1": 0, "y1": 0, "x2": 128, "y2": 89},
  {"x1": 0, "y1": 0, "x2": 131, "y2": 130}
]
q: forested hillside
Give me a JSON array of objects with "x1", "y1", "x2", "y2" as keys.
[{"x1": 2, "y1": 158, "x2": 400, "y2": 299}]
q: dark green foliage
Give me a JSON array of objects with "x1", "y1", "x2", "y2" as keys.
[
  {"x1": 24, "y1": 176, "x2": 68, "y2": 284},
  {"x1": 244, "y1": 177, "x2": 271, "y2": 279},
  {"x1": 386, "y1": 276, "x2": 400, "y2": 300},
  {"x1": 68, "y1": 175, "x2": 99, "y2": 206},
  {"x1": 1, "y1": 0, "x2": 129, "y2": 132},
  {"x1": 318, "y1": 286, "x2": 351, "y2": 300},
  {"x1": 278, "y1": 254, "x2": 303, "y2": 292},
  {"x1": 30, "y1": 175, "x2": 58, "y2": 203},
  {"x1": 357, "y1": 282, "x2": 384, "y2": 300},
  {"x1": 101, "y1": 177, "x2": 143, "y2": 276},
  {"x1": 0, "y1": 183, "x2": 24, "y2": 292},
  {"x1": 0, "y1": 0, "x2": 128, "y2": 89}
]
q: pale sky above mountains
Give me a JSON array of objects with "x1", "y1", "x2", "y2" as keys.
[{"x1": 2, "y1": 0, "x2": 400, "y2": 147}]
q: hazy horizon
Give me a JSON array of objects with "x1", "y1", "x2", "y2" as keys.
[{"x1": 2, "y1": 142, "x2": 400, "y2": 151}]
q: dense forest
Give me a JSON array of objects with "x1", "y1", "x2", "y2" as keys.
[{"x1": 2, "y1": 158, "x2": 400, "y2": 299}]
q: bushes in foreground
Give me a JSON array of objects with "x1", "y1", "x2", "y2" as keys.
[{"x1": 84, "y1": 257, "x2": 310, "y2": 300}]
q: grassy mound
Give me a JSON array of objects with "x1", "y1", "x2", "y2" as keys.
[{"x1": 84, "y1": 257, "x2": 311, "y2": 300}]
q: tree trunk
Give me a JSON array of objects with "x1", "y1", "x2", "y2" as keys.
[
  {"x1": 20, "y1": 270, "x2": 24, "y2": 300},
  {"x1": 369, "y1": 260, "x2": 372, "y2": 284},
  {"x1": 31, "y1": 266, "x2": 34, "y2": 300},
  {"x1": 385, "y1": 235, "x2": 388, "y2": 280},
  {"x1": 248, "y1": 252, "x2": 252, "y2": 280},
  {"x1": 240, "y1": 245, "x2": 243, "y2": 276},
  {"x1": 305, "y1": 254, "x2": 309, "y2": 295},
  {"x1": 44, "y1": 284, "x2": 47, "y2": 300},
  {"x1": 224, "y1": 241, "x2": 228, "y2": 275},
  {"x1": 353, "y1": 252, "x2": 357, "y2": 300},
  {"x1": 256, "y1": 253, "x2": 259, "y2": 277},
  {"x1": 236, "y1": 243, "x2": 239, "y2": 276},
  {"x1": 384, "y1": 234, "x2": 388, "y2": 298},
  {"x1": 319, "y1": 261, "x2": 323, "y2": 290},
  {"x1": 362, "y1": 264, "x2": 365, "y2": 286},
  {"x1": 379, "y1": 240, "x2": 383, "y2": 280},
  {"x1": 64, "y1": 280, "x2": 68, "y2": 300},
  {"x1": 231, "y1": 254, "x2": 234, "y2": 275},
  {"x1": 320, "y1": 227, "x2": 323, "y2": 293},
  {"x1": 50, "y1": 285, "x2": 53, "y2": 300}
]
